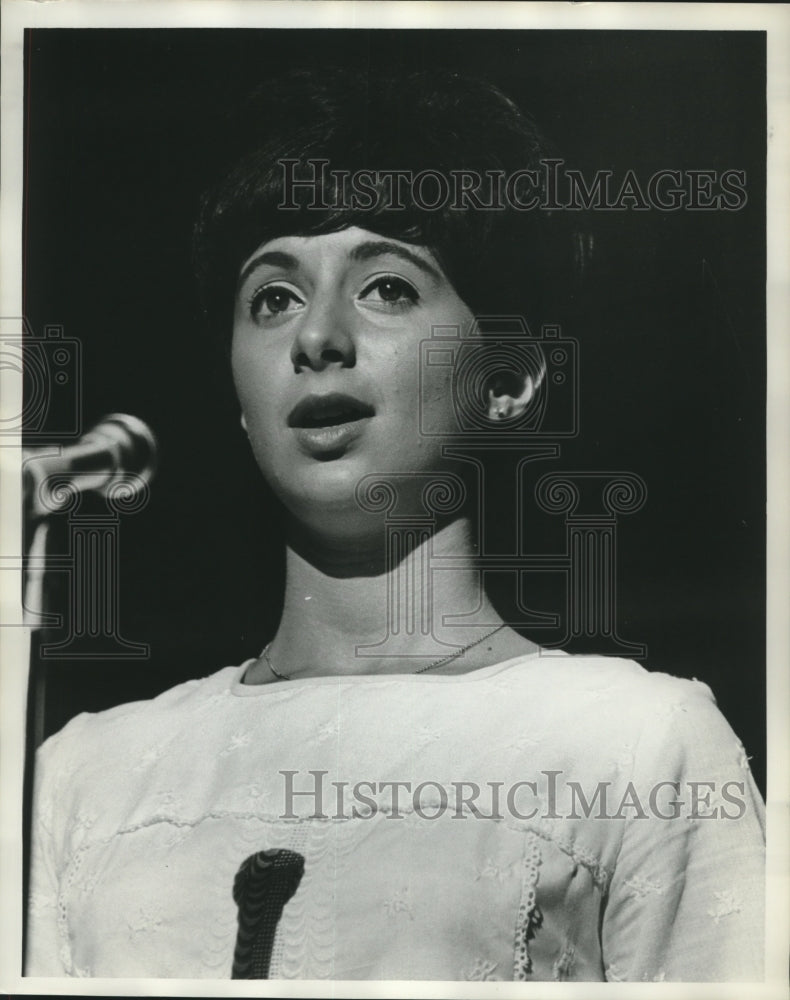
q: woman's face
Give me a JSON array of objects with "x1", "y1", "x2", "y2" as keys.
[{"x1": 231, "y1": 226, "x2": 474, "y2": 535}]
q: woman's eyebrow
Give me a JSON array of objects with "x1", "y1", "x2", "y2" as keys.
[
  {"x1": 349, "y1": 241, "x2": 441, "y2": 283},
  {"x1": 237, "y1": 250, "x2": 299, "y2": 288}
]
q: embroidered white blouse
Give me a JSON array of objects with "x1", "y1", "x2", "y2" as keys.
[{"x1": 26, "y1": 651, "x2": 765, "y2": 981}]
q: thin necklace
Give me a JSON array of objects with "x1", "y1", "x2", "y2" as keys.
[{"x1": 261, "y1": 624, "x2": 507, "y2": 682}]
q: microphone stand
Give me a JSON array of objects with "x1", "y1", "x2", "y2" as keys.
[{"x1": 21, "y1": 414, "x2": 157, "y2": 968}]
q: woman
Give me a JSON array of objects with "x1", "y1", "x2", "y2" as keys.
[{"x1": 26, "y1": 69, "x2": 764, "y2": 981}]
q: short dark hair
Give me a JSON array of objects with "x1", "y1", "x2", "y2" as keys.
[{"x1": 193, "y1": 68, "x2": 582, "y2": 346}]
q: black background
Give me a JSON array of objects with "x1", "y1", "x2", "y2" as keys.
[{"x1": 23, "y1": 29, "x2": 766, "y2": 794}]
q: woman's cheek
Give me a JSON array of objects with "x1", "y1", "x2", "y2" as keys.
[{"x1": 423, "y1": 369, "x2": 459, "y2": 437}]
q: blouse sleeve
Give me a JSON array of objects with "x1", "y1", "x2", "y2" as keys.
[
  {"x1": 600, "y1": 682, "x2": 765, "y2": 982},
  {"x1": 26, "y1": 737, "x2": 68, "y2": 976}
]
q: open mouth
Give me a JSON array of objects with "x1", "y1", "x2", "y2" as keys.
[{"x1": 288, "y1": 393, "x2": 375, "y2": 429}]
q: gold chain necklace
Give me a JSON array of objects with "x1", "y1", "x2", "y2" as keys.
[{"x1": 261, "y1": 624, "x2": 506, "y2": 681}]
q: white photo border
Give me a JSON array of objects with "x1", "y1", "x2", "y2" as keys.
[{"x1": 1, "y1": 3, "x2": 788, "y2": 998}]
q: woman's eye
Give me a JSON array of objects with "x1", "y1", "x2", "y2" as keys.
[
  {"x1": 359, "y1": 276, "x2": 419, "y2": 309},
  {"x1": 249, "y1": 284, "x2": 305, "y2": 320}
]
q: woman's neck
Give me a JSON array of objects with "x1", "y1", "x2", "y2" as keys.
[{"x1": 247, "y1": 515, "x2": 535, "y2": 681}]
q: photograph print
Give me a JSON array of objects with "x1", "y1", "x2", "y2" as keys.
[{"x1": 2, "y1": 8, "x2": 782, "y2": 990}]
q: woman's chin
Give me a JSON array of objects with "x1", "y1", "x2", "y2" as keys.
[{"x1": 273, "y1": 466, "x2": 379, "y2": 530}]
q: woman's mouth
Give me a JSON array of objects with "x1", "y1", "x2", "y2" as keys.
[{"x1": 287, "y1": 393, "x2": 375, "y2": 458}]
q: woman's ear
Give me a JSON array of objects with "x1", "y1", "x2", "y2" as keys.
[{"x1": 485, "y1": 370, "x2": 541, "y2": 422}]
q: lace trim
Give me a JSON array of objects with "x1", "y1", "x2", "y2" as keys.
[
  {"x1": 513, "y1": 831, "x2": 542, "y2": 980},
  {"x1": 54, "y1": 802, "x2": 517, "y2": 876},
  {"x1": 505, "y1": 816, "x2": 611, "y2": 891},
  {"x1": 275, "y1": 821, "x2": 353, "y2": 979},
  {"x1": 56, "y1": 844, "x2": 91, "y2": 975}
]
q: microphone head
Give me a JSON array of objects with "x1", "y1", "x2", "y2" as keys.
[
  {"x1": 23, "y1": 414, "x2": 158, "y2": 518},
  {"x1": 91, "y1": 413, "x2": 158, "y2": 486}
]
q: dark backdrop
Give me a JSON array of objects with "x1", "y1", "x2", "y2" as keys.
[{"x1": 22, "y1": 29, "x2": 766, "y2": 794}]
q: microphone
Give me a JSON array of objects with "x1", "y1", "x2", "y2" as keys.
[
  {"x1": 23, "y1": 413, "x2": 158, "y2": 519},
  {"x1": 232, "y1": 850, "x2": 305, "y2": 979}
]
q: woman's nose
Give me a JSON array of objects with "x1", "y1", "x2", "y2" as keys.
[{"x1": 290, "y1": 297, "x2": 356, "y2": 373}]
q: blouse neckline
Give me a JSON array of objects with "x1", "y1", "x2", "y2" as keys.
[{"x1": 229, "y1": 648, "x2": 550, "y2": 696}]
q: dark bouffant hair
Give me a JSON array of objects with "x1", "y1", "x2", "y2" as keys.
[{"x1": 193, "y1": 68, "x2": 582, "y2": 346}]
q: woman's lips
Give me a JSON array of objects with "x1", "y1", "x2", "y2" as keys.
[
  {"x1": 292, "y1": 417, "x2": 373, "y2": 457},
  {"x1": 288, "y1": 392, "x2": 375, "y2": 427},
  {"x1": 287, "y1": 392, "x2": 375, "y2": 458}
]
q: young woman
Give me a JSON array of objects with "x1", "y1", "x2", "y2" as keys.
[{"x1": 26, "y1": 69, "x2": 764, "y2": 982}]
